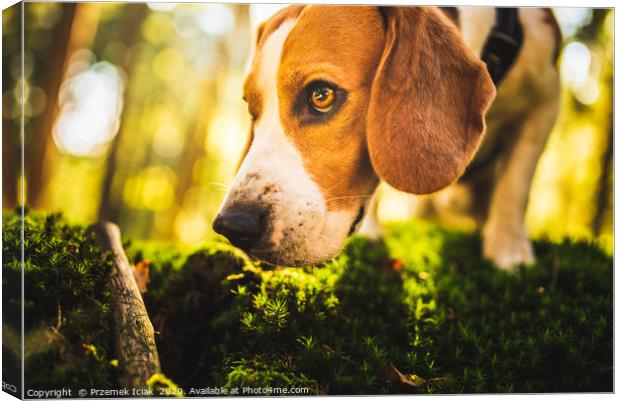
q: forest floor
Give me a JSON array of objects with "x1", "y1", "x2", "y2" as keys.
[{"x1": 3, "y1": 211, "x2": 613, "y2": 395}]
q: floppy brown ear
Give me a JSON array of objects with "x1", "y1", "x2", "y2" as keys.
[
  {"x1": 367, "y1": 7, "x2": 496, "y2": 194},
  {"x1": 254, "y1": 5, "x2": 306, "y2": 47}
]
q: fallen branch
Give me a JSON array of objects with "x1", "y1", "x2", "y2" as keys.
[{"x1": 88, "y1": 221, "x2": 161, "y2": 389}]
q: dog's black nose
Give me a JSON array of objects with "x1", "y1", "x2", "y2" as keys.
[{"x1": 213, "y1": 208, "x2": 264, "y2": 250}]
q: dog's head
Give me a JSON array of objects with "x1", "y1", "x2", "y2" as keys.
[{"x1": 213, "y1": 6, "x2": 495, "y2": 265}]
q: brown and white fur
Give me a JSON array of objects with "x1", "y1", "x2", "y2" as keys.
[{"x1": 213, "y1": 5, "x2": 560, "y2": 270}]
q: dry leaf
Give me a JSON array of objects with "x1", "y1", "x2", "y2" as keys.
[
  {"x1": 133, "y1": 259, "x2": 151, "y2": 294},
  {"x1": 381, "y1": 363, "x2": 443, "y2": 390},
  {"x1": 322, "y1": 344, "x2": 335, "y2": 354},
  {"x1": 448, "y1": 307, "x2": 460, "y2": 323},
  {"x1": 392, "y1": 259, "x2": 404, "y2": 271},
  {"x1": 381, "y1": 258, "x2": 404, "y2": 276}
]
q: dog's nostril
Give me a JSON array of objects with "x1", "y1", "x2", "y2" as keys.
[{"x1": 213, "y1": 209, "x2": 264, "y2": 250}]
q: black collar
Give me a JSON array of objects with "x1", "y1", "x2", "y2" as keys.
[{"x1": 480, "y1": 8, "x2": 523, "y2": 86}]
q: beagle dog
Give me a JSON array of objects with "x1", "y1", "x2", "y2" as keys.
[{"x1": 213, "y1": 6, "x2": 561, "y2": 270}]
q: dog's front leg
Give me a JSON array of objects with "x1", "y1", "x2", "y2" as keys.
[
  {"x1": 358, "y1": 193, "x2": 383, "y2": 239},
  {"x1": 483, "y1": 98, "x2": 559, "y2": 270}
]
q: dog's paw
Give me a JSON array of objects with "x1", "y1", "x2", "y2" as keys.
[{"x1": 482, "y1": 220, "x2": 535, "y2": 270}]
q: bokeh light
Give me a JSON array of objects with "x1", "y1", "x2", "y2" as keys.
[
  {"x1": 196, "y1": 4, "x2": 236, "y2": 36},
  {"x1": 561, "y1": 41, "x2": 592, "y2": 88},
  {"x1": 53, "y1": 61, "x2": 125, "y2": 157},
  {"x1": 146, "y1": 3, "x2": 176, "y2": 12},
  {"x1": 123, "y1": 166, "x2": 176, "y2": 211},
  {"x1": 250, "y1": 4, "x2": 290, "y2": 28}
]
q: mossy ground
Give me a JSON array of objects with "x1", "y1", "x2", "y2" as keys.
[
  {"x1": 3, "y1": 211, "x2": 613, "y2": 395},
  {"x1": 3, "y1": 212, "x2": 117, "y2": 395}
]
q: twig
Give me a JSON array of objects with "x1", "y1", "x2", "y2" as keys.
[
  {"x1": 53, "y1": 302, "x2": 62, "y2": 333},
  {"x1": 550, "y1": 254, "x2": 560, "y2": 290},
  {"x1": 88, "y1": 221, "x2": 161, "y2": 389}
]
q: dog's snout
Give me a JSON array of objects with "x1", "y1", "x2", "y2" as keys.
[{"x1": 213, "y1": 207, "x2": 265, "y2": 250}]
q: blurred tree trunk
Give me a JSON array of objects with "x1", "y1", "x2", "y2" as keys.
[
  {"x1": 97, "y1": 5, "x2": 149, "y2": 222},
  {"x1": 27, "y1": 3, "x2": 104, "y2": 209},
  {"x1": 573, "y1": 9, "x2": 612, "y2": 236},
  {"x1": 592, "y1": 127, "x2": 612, "y2": 235},
  {"x1": 24, "y1": 3, "x2": 76, "y2": 208},
  {"x1": 2, "y1": 119, "x2": 18, "y2": 209},
  {"x1": 174, "y1": 81, "x2": 217, "y2": 204},
  {"x1": 576, "y1": 9, "x2": 609, "y2": 42},
  {"x1": 589, "y1": 11, "x2": 613, "y2": 236},
  {"x1": 2, "y1": 5, "x2": 22, "y2": 209}
]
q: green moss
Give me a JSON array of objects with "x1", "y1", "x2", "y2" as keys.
[
  {"x1": 3, "y1": 211, "x2": 612, "y2": 394},
  {"x1": 144, "y1": 220, "x2": 612, "y2": 394},
  {"x1": 384, "y1": 221, "x2": 613, "y2": 392},
  {"x1": 147, "y1": 373, "x2": 183, "y2": 397},
  {"x1": 3, "y1": 210, "x2": 118, "y2": 392}
]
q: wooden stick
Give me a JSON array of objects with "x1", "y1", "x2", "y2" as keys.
[{"x1": 87, "y1": 221, "x2": 161, "y2": 389}]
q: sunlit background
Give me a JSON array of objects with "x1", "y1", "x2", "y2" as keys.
[{"x1": 2, "y1": 4, "x2": 613, "y2": 251}]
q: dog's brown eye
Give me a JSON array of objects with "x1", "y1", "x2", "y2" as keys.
[{"x1": 309, "y1": 86, "x2": 335, "y2": 112}]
